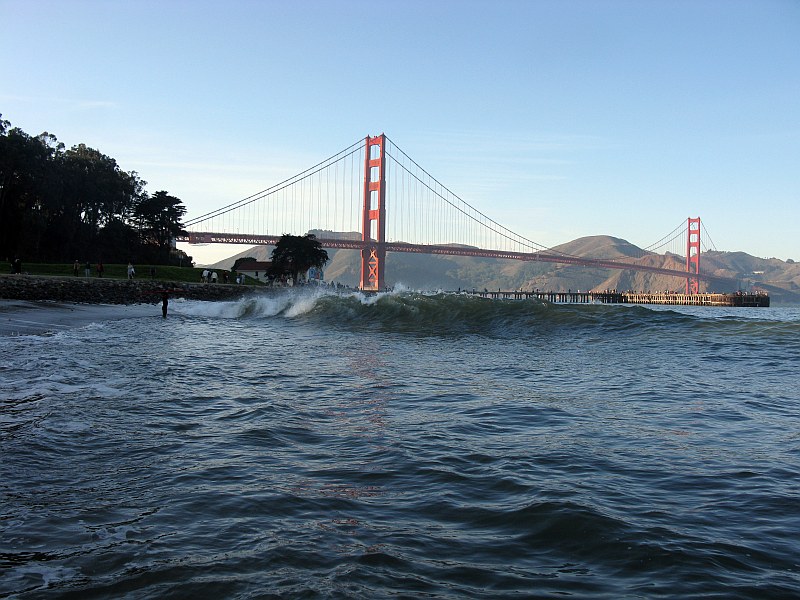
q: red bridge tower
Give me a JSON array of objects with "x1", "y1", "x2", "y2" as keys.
[
  {"x1": 360, "y1": 134, "x2": 387, "y2": 291},
  {"x1": 686, "y1": 217, "x2": 701, "y2": 294}
]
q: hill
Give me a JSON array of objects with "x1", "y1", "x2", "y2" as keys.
[{"x1": 203, "y1": 234, "x2": 800, "y2": 303}]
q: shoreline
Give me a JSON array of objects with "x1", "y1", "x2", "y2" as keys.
[
  {"x1": 0, "y1": 273, "x2": 249, "y2": 305},
  {"x1": 0, "y1": 275, "x2": 253, "y2": 336}
]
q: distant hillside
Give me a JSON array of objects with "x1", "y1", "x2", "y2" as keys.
[
  {"x1": 204, "y1": 234, "x2": 800, "y2": 303},
  {"x1": 549, "y1": 235, "x2": 643, "y2": 260}
]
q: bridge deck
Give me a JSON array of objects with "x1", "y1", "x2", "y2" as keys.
[{"x1": 178, "y1": 232, "x2": 722, "y2": 283}]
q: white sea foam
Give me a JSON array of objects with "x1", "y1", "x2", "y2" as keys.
[
  {"x1": 4, "y1": 564, "x2": 82, "y2": 591},
  {"x1": 170, "y1": 298, "x2": 250, "y2": 319},
  {"x1": 348, "y1": 283, "x2": 421, "y2": 306},
  {"x1": 283, "y1": 293, "x2": 322, "y2": 317},
  {"x1": 173, "y1": 289, "x2": 343, "y2": 320},
  {"x1": 172, "y1": 294, "x2": 297, "y2": 319},
  {"x1": 73, "y1": 286, "x2": 451, "y2": 326}
]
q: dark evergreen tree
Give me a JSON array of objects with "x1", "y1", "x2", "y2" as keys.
[
  {"x1": 134, "y1": 191, "x2": 188, "y2": 264},
  {"x1": 59, "y1": 143, "x2": 145, "y2": 262},
  {"x1": 0, "y1": 115, "x2": 187, "y2": 265},
  {"x1": 231, "y1": 256, "x2": 258, "y2": 272},
  {"x1": 0, "y1": 122, "x2": 60, "y2": 260},
  {"x1": 270, "y1": 234, "x2": 328, "y2": 283}
]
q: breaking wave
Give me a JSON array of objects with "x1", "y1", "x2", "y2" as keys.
[{"x1": 171, "y1": 288, "x2": 800, "y2": 340}]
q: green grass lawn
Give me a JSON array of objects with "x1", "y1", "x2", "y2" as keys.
[{"x1": 14, "y1": 263, "x2": 262, "y2": 285}]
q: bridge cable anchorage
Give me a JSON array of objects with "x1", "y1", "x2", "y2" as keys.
[{"x1": 184, "y1": 138, "x2": 364, "y2": 227}]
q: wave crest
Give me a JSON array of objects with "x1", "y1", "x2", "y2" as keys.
[{"x1": 169, "y1": 289, "x2": 799, "y2": 339}]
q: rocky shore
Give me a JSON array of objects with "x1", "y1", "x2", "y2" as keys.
[{"x1": 0, "y1": 274, "x2": 250, "y2": 304}]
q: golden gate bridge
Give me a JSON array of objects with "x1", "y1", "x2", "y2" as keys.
[{"x1": 178, "y1": 134, "x2": 714, "y2": 292}]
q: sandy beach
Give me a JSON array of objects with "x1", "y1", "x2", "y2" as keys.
[{"x1": 0, "y1": 300, "x2": 159, "y2": 336}]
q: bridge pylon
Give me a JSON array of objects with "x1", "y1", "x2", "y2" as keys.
[
  {"x1": 360, "y1": 134, "x2": 387, "y2": 291},
  {"x1": 686, "y1": 217, "x2": 701, "y2": 294}
]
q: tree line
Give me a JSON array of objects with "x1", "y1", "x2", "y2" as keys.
[{"x1": 0, "y1": 114, "x2": 192, "y2": 267}]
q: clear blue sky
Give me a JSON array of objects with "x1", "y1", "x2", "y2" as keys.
[{"x1": 3, "y1": 0, "x2": 798, "y2": 265}]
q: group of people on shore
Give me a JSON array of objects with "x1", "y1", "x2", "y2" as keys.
[
  {"x1": 199, "y1": 269, "x2": 247, "y2": 284},
  {"x1": 70, "y1": 260, "x2": 137, "y2": 279},
  {"x1": 201, "y1": 269, "x2": 220, "y2": 283},
  {"x1": 72, "y1": 260, "x2": 106, "y2": 278}
]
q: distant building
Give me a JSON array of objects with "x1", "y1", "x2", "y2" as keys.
[
  {"x1": 236, "y1": 260, "x2": 272, "y2": 282},
  {"x1": 307, "y1": 266, "x2": 324, "y2": 282}
]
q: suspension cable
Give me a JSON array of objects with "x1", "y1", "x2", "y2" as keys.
[
  {"x1": 701, "y1": 221, "x2": 718, "y2": 252},
  {"x1": 185, "y1": 138, "x2": 364, "y2": 227},
  {"x1": 642, "y1": 220, "x2": 686, "y2": 252},
  {"x1": 385, "y1": 146, "x2": 586, "y2": 257}
]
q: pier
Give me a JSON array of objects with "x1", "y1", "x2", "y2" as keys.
[{"x1": 465, "y1": 290, "x2": 770, "y2": 307}]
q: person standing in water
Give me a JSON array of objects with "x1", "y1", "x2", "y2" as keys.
[{"x1": 161, "y1": 291, "x2": 169, "y2": 318}]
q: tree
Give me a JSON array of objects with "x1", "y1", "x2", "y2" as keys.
[
  {"x1": 231, "y1": 256, "x2": 257, "y2": 272},
  {"x1": 270, "y1": 234, "x2": 329, "y2": 283},
  {"x1": 0, "y1": 116, "x2": 149, "y2": 262},
  {"x1": 97, "y1": 217, "x2": 139, "y2": 263},
  {"x1": 0, "y1": 124, "x2": 65, "y2": 260},
  {"x1": 134, "y1": 191, "x2": 188, "y2": 264},
  {"x1": 1, "y1": 116, "x2": 189, "y2": 264},
  {"x1": 63, "y1": 144, "x2": 141, "y2": 231}
]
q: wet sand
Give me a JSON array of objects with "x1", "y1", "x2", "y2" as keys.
[{"x1": 0, "y1": 300, "x2": 159, "y2": 336}]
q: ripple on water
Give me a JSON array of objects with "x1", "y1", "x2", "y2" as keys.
[{"x1": 1, "y1": 301, "x2": 799, "y2": 598}]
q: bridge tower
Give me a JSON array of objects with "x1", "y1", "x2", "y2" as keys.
[
  {"x1": 360, "y1": 134, "x2": 387, "y2": 291},
  {"x1": 686, "y1": 217, "x2": 701, "y2": 294}
]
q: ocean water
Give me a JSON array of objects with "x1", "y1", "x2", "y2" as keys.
[{"x1": 1, "y1": 290, "x2": 799, "y2": 599}]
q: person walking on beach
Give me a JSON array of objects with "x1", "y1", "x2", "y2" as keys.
[{"x1": 127, "y1": 262, "x2": 135, "y2": 279}]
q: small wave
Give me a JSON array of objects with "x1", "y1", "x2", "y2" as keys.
[
  {"x1": 171, "y1": 288, "x2": 405, "y2": 321},
  {"x1": 164, "y1": 289, "x2": 799, "y2": 341},
  {"x1": 293, "y1": 291, "x2": 688, "y2": 337}
]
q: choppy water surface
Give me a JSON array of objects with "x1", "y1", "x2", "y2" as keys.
[{"x1": 2, "y1": 290, "x2": 799, "y2": 598}]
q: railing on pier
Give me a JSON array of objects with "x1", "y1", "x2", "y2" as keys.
[
  {"x1": 463, "y1": 290, "x2": 770, "y2": 307},
  {"x1": 466, "y1": 290, "x2": 595, "y2": 303}
]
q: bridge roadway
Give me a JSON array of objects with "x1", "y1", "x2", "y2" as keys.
[{"x1": 179, "y1": 231, "x2": 720, "y2": 283}]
